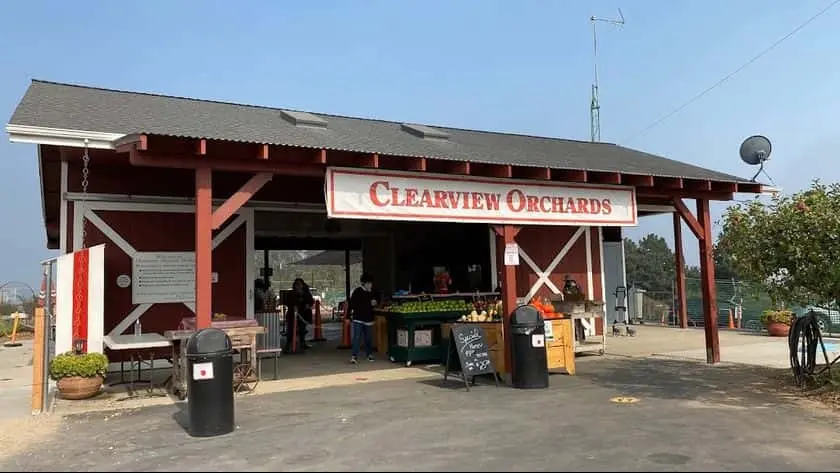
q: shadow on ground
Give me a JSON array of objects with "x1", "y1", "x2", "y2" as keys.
[
  {"x1": 574, "y1": 355, "x2": 800, "y2": 408},
  {"x1": 4, "y1": 355, "x2": 840, "y2": 472}
]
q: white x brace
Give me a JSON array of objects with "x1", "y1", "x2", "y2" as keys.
[
  {"x1": 73, "y1": 203, "x2": 250, "y2": 337},
  {"x1": 518, "y1": 226, "x2": 586, "y2": 303}
]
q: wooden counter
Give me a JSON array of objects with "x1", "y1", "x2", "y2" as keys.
[
  {"x1": 374, "y1": 314, "x2": 388, "y2": 353},
  {"x1": 441, "y1": 319, "x2": 576, "y2": 376}
]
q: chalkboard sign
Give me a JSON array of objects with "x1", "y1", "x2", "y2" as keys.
[{"x1": 442, "y1": 324, "x2": 500, "y2": 391}]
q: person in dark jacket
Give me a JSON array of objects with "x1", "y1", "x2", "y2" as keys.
[
  {"x1": 284, "y1": 278, "x2": 314, "y2": 352},
  {"x1": 349, "y1": 272, "x2": 378, "y2": 364}
]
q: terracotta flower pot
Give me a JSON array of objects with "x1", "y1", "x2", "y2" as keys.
[
  {"x1": 57, "y1": 375, "x2": 103, "y2": 400},
  {"x1": 767, "y1": 322, "x2": 790, "y2": 337}
]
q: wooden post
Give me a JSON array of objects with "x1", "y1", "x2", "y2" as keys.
[
  {"x1": 697, "y1": 199, "x2": 720, "y2": 364},
  {"x1": 673, "y1": 212, "x2": 688, "y2": 329},
  {"x1": 30, "y1": 307, "x2": 45, "y2": 414},
  {"x1": 493, "y1": 224, "x2": 520, "y2": 380},
  {"x1": 195, "y1": 167, "x2": 213, "y2": 329},
  {"x1": 262, "y1": 249, "x2": 270, "y2": 288}
]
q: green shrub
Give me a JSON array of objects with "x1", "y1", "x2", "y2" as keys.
[
  {"x1": 760, "y1": 309, "x2": 794, "y2": 326},
  {"x1": 49, "y1": 351, "x2": 109, "y2": 380}
]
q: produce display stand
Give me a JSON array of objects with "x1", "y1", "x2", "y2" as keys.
[
  {"x1": 390, "y1": 291, "x2": 500, "y2": 301},
  {"x1": 376, "y1": 292, "x2": 501, "y2": 367},
  {"x1": 546, "y1": 298, "x2": 606, "y2": 357},
  {"x1": 570, "y1": 312, "x2": 606, "y2": 356},
  {"x1": 383, "y1": 311, "x2": 463, "y2": 366}
]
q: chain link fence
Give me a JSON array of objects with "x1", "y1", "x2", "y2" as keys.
[{"x1": 624, "y1": 277, "x2": 774, "y2": 330}]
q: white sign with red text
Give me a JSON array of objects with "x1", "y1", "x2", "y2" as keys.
[{"x1": 325, "y1": 167, "x2": 637, "y2": 226}]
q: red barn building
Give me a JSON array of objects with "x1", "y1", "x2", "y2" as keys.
[{"x1": 7, "y1": 80, "x2": 765, "y2": 371}]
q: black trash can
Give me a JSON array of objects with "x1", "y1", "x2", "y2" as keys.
[
  {"x1": 510, "y1": 305, "x2": 549, "y2": 389},
  {"x1": 186, "y1": 328, "x2": 235, "y2": 437}
]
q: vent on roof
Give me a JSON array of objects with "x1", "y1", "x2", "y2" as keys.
[
  {"x1": 280, "y1": 110, "x2": 328, "y2": 128},
  {"x1": 400, "y1": 123, "x2": 450, "y2": 140}
]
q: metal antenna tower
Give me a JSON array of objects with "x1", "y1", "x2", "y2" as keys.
[{"x1": 590, "y1": 9, "x2": 625, "y2": 142}]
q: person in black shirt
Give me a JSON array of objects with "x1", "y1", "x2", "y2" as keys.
[
  {"x1": 284, "y1": 278, "x2": 314, "y2": 352},
  {"x1": 349, "y1": 272, "x2": 377, "y2": 363}
]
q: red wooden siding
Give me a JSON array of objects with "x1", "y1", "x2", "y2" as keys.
[
  {"x1": 495, "y1": 225, "x2": 604, "y2": 334},
  {"x1": 77, "y1": 209, "x2": 246, "y2": 361}
]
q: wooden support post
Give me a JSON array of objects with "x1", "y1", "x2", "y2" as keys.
[
  {"x1": 195, "y1": 167, "x2": 213, "y2": 329},
  {"x1": 30, "y1": 307, "x2": 45, "y2": 414},
  {"x1": 493, "y1": 224, "x2": 520, "y2": 380},
  {"x1": 697, "y1": 199, "x2": 720, "y2": 364},
  {"x1": 338, "y1": 249, "x2": 352, "y2": 350},
  {"x1": 262, "y1": 249, "x2": 270, "y2": 288},
  {"x1": 673, "y1": 212, "x2": 688, "y2": 329}
]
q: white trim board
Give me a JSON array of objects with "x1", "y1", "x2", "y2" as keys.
[
  {"x1": 59, "y1": 161, "x2": 68, "y2": 254},
  {"x1": 64, "y1": 192, "x2": 327, "y2": 214},
  {"x1": 5, "y1": 124, "x2": 125, "y2": 149},
  {"x1": 488, "y1": 226, "x2": 498, "y2": 291},
  {"x1": 585, "y1": 227, "x2": 594, "y2": 299}
]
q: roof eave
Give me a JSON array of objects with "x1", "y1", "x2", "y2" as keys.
[{"x1": 5, "y1": 124, "x2": 124, "y2": 150}]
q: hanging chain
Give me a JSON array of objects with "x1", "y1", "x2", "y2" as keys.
[{"x1": 80, "y1": 141, "x2": 90, "y2": 247}]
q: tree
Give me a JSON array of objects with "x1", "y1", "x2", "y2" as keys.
[
  {"x1": 717, "y1": 180, "x2": 840, "y2": 308},
  {"x1": 624, "y1": 234, "x2": 675, "y2": 294},
  {"x1": 712, "y1": 243, "x2": 738, "y2": 281}
]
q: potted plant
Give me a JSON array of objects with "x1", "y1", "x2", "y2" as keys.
[
  {"x1": 49, "y1": 351, "x2": 109, "y2": 400},
  {"x1": 760, "y1": 309, "x2": 794, "y2": 337}
]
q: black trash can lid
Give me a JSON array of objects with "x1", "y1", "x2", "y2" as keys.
[
  {"x1": 186, "y1": 327, "x2": 232, "y2": 356},
  {"x1": 510, "y1": 304, "x2": 543, "y2": 325}
]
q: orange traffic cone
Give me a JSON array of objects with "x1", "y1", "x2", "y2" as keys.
[
  {"x1": 728, "y1": 309, "x2": 735, "y2": 329},
  {"x1": 312, "y1": 300, "x2": 326, "y2": 342},
  {"x1": 337, "y1": 303, "x2": 352, "y2": 349}
]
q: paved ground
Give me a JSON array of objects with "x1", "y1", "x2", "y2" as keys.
[
  {"x1": 0, "y1": 339, "x2": 35, "y2": 420},
  {"x1": 3, "y1": 355, "x2": 840, "y2": 472},
  {"x1": 606, "y1": 325, "x2": 840, "y2": 369}
]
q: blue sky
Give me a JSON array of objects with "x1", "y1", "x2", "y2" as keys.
[{"x1": 1, "y1": 0, "x2": 839, "y2": 287}]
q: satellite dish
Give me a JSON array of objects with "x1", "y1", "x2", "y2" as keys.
[
  {"x1": 739, "y1": 135, "x2": 772, "y2": 166},
  {"x1": 739, "y1": 135, "x2": 772, "y2": 182}
]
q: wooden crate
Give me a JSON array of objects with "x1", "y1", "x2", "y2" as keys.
[{"x1": 545, "y1": 319, "x2": 575, "y2": 375}]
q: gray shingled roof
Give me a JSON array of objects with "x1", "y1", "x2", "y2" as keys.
[{"x1": 8, "y1": 80, "x2": 752, "y2": 184}]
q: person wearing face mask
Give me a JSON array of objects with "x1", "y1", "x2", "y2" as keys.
[{"x1": 348, "y1": 272, "x2": 377, "y2": 364}]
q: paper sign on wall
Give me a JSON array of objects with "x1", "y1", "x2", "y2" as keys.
[{"x1": 504, "y1": 243, "x2": 520, "y2": 266}]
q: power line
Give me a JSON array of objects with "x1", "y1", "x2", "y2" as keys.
[{"x1": 622, "y1": 0, "x2": 840, "y2": 144}]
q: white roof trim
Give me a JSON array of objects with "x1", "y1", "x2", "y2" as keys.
[
  {"x1": 760, "y1": 185, "x2": 780, "y2": 195},
  {"x1": 5, "y1": 124, "x2": 126, "y2": 149}
]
